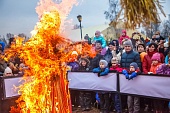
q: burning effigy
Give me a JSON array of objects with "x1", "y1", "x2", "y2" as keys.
[{"x1": 6, "y1": 0, "x2": 95, "y2": 113}]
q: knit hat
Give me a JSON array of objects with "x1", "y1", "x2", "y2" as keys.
[
  {"x1": 79, "y1": 58, "x2": 90, "y2": 66},
  {"x1": 130, "y1": 62, "x2": 138, "y2": 70},
  {"x1": 151, "y1": 53, "x2": 161, "y2": 62},
  {"x1": 95, "y1": 31, "x2": 101, "y2": 36},
  {"x1": 123, "y1": 39, "x2": 133, "y2": 48},
  {"x1": 99, "y1": 60, "x2": 108, "y2": 68},
  {"x1": 111, "y1": 57, "x2": 119, "y2": 64}
]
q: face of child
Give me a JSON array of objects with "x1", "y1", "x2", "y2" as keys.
[
  {"x1": 152, "y1": 60, "x2": 159, "y2": 65},
  {"x1": 130, "y1": 66, "x2": 135, "y2": 72},
  {"x1": 112, "y1": 62, "x2": 117, "y2": 67},
  {"x1": 99, "y1": 63, "x2": 105, "y2": 69},
  {"x1": 81, "y1": 60, "x2": 87, "y2": 66},
  {"x1": 95, "y1": 33, "x2": 100, "y2": 37},
  {"x1": 137, "y1": 45, "x2": 145, "y2": 53},
  {"x1": 122, "y1": 32, "x2": 125, "y2": 36}
]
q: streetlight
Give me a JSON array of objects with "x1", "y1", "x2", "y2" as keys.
[{"x1": 77, "y1": 15, "x2": 83, "y2": 40}]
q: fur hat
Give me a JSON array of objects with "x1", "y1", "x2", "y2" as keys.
[
  {"x1": 123, "y1": 39, "x2": 133, "y2": 48},
  {"x1": 111, "y1": 57, "x2": 119, "y2": 64},
  {"x1": 130, "y1": 62, "x2": 138, "y2": 70},
  {"x1": 79, "y1": 58, "x2": 90, "y2": 66},
  {"x1": 99, "y1": 60, "x2": 108, "y2": 68},
  {"x1": 151, "y1": 53, "x2": 161, "y2": 62}
]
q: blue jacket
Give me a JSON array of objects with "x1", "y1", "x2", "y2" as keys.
[
  {"x1": 93, "y1": 67, "x2": 109, "y2": 76},
  {"x1": 120, "y1": 50, "x2": 141, "y2": 70},
  {"x1": 165, "y1": 55, "x2": 169, "y2": 64},
  {"x1": 93, "y1": 36, "x2": 106, "y2": 48},
  {"x1": 0, "y1": 41, "x2": 5, "y2": 52},
  {"x1": 67, "y1": 62, "x2": 79, "y2": 71}
]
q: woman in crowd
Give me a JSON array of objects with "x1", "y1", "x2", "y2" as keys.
[{"x1": 142, "y1": 43, "x2": 164, "y2": 74}]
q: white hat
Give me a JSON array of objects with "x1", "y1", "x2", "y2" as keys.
[
  {"x1": 164, "y1": 42, "x2": 168, "y2": 48},
  {"x1": 71, "y1": 51, "x2": 78, "y2": 56}
]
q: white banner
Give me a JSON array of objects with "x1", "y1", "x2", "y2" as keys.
[
  {"x1": 68, "y1": 72, "x2": 117, "y2": 91},
  {"x1": 119, "y1": 74, "x2": 170, "y2": 99},
  {"x1": 3, "y1": 77, "x2": 23, "y2": 98}
]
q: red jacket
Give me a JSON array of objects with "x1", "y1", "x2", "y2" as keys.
[
  {"x1": 110, "y1": 65, "x2": 123, "y2": 72},
  {"x1": 142, "y1": 52, "x2": 164, "y2": 74}
]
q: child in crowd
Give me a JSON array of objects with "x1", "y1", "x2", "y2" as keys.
[
  {"x1": 92, "y1": 31, "x2": 106, "y2": 49},
  {"x1": 78, "y1": 58, "x2": 92, "y2": 111},
  {"x1": 119, "y1": 30, "x2": 130, "y2": 46},
  {"x1": 137, "y1": 44, "x2": 147, "y2": 62},
  {"x1": 93, "y1": 60, "x2": 109, "y2": 113},
  {"x1": 149, "y1": 53, "x2": 162, "y2": 74},
  {"x1": 122, "y1": 62, "x2": 140, "y2": 113},
  {"x1": 109, "y1": 57, "x2": 122, "y2": 113},
  {"x1": 110, "y1": 57, "x2": 123, "y2": 73}
]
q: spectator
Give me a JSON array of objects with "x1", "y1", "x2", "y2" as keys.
[
  {"x1": 137, "y1": 44, "x2": 147, "y2": 62},
  {"x1": 120, "y1": 39, "x2": 141, "y2": 70},
  {"x1": 93, "y1": 60, "x2": 109, "y2": 113},
  {"x1": 92, "y1": 31, "x2": 106, "y2": 48},
  {"x1": 94, "y1": 40, "x2": 106, "y2": 55},
  {"x1": 142, "y1": 43, "x2": 164, "y2": 74},
  {"x1": 155, "y1": 31, "x2": 165, "y2": 42},
  {"x1": 78, "y1": 58, "x2": 92, "y2": 111},
  {"x1": 109, "y1": 57, "x2": 122, "y2": 113},
  {"x1": 119, "y1": 30, "x2": 130, "y2": 46},
  {"x1": 149, "y1": 53, "x2": 162, "y2": 74},
  {"x1": 122, "y1": 62, "x2": 140, "y2": 113},
  {"x1": 4, "y1": 62, "x2": 14, "y2": 76},
  {"x1": 120, "y1": 39, "x2": 141, "y2": 112},
  {"x1": 110, "y1": 57, "x2": 123, "y2": 73},
  {"x1": 84, "y1": 34, "x2": 89, "y2": 40},
  {"x1": 104, "y1": 41, "x2": 119, "y2": 67},
  {"x1": 157, "y1": 57, "x2": 170, "y2": 75}
]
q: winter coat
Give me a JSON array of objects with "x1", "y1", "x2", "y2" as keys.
[
  {"x1": 140, "y1": 52, "x2": 147, "y2": 62},
  {"x1": 120, "y1": 50, "x2": 141, "y2": 70},
  {"x1": 67, "y1": 61, "x2": 79, "y2": 71},
  {"x1": 93, "y1": 67, "x2": 109, "y2": 76},
  {"x1": 156, "y1": 64, "x2": 170, "y2": 75},
  {"x1": 90, "y1": 54, "x2": 103, "y2": 70},
  {"x1": 150, "y1": 63, "x2": 162, "y2": 74},
  {"x1": 165, "y1": 55, "x2": 169, "y2": 64},
  {"x1": 109, "y1": 65, "x2": 123, "y2": 72},
  {"x1": 92, "y1": 36, "x2": 106, "y2": 48},
  {"x1": 104, "y1": 49, "x2": 113, "y2": 66},
  {"x1": 142, "y1": 52, "x2": 165, "y2": 74}
]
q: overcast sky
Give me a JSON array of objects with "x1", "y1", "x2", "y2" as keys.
[{"x1": 0, "y1": 0, "x2": 169, "y2": 37}]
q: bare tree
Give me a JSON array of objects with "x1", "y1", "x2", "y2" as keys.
[{"x1": 104, "y1": 0, "x2": 119, "y2": 22}]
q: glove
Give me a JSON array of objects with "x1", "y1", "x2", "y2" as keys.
[
  {"x1": 122, "y1": 70, "x2": 129, "y2": 79},
  {"x1": 129, "y1": 72, "x2": 137, "y2": 80},
  {"x1": 98, "y1": 73, "x2": 100, "y2": 77}
]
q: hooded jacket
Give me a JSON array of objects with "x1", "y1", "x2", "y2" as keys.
[{"x1": 119, "y1": 30, "x2": 130, "y2": 45}]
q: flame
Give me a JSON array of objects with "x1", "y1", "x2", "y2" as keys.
[{"x1": 5, "y1": 0, "x2": 95, "y2": 113}]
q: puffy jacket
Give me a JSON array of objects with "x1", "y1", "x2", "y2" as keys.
[
  {"x1": 119, "y1": 30, "x2": 130, "y2": 45},
  {"x1": 150, "y1": 63, "x2": 162, "y2": 74},
  {"x1": 90, "y1": 54, "x2": 103, "y2": 70},
  {"x1": 120, "y1": 50, "x2": 141, "y2": 70},
  {"x1": 110, "y1": 65, "x2": 123, "y2": 72},
  {"x1": 142, "y1": 52, "x2": 165, "y2": 74},
  {"x1": 92, "y1": 36, "x2": 106, "y2": 48},
  {"x1": 93, "y1": 67, "x2": 109, "y2": 76},
  {"x1": 156, "y1": 64, "x2": 170, "y2": 75},
  {"x1": 165, "y1": 55, "x2": 169, "y2": 64}
]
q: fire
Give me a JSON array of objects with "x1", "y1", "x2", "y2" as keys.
[{"x1": 5, "y1": 0, "x2": 95, "y2": 113}]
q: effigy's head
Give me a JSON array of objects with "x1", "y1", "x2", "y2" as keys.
[{"x1": 36, "y1": 11, "x2": 61, "y2": 37}]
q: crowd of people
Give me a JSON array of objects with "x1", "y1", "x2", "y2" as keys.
[
  {"x1": 0, "y1": 29, "x2": 170, "y2": 113},
  {"x1": 68, "y1": 30, "x2": 170, "y2": 113}
]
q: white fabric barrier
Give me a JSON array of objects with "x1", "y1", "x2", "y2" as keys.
[
  {"x1": 68, "y1": 72, "x2": 117, "y2": 92},
  {"x1": 3, "y1": 77, "x2": 23, "y2": 99},
  {"x1": 119, "y1": 74, "x2": 170, "y2": 99}
]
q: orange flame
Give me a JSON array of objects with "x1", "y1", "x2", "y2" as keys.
[{"x1": 5, "y1": 0, "x2": 95, "y2": 113}]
